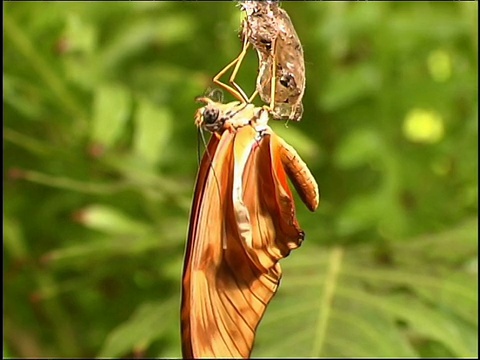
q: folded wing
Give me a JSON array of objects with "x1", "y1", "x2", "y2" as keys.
[{"x1": 181, "y1": 125, "x2": 307, "y2": 358}]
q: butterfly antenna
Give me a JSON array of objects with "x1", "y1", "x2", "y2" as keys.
[{"x1": 196, "y1": 130, "x2": 202, "y2": 166}]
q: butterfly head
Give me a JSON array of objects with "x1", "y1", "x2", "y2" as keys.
[{"x1": 194, "y1": 97, "x2": 258, "y2": 134}]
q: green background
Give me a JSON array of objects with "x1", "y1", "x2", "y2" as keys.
[{"x1": 4, "y1": 1, "x2": 478, "y2": 358}]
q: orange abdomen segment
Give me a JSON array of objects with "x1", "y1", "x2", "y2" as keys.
[{"x1": 275, "y1": 136, "x2": 319, "y2": 212}]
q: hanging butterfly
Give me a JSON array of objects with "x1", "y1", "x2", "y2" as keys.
[{"x1": 181, "y1": 96, "x2": 319, "y2": 358}]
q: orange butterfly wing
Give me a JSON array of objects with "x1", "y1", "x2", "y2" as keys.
[{"x1": 181, "y1": 125, "x2": 307, "y2": 358}]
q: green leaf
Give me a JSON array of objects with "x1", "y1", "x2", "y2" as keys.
[
  {"x1": 98, "y1": 299, "x2": 179, "y2": 358},
  {"x1": 3, "y1": 216, "x2": 28, "y2": 260},
  {"x1": 90, "y1": 83, "x2": 132, "y2": 148},
  {"x1": 133, "y1": 99, "x2": 173, "y2": 166},
  {"x1": 321, "y1": 63, "x2": 381, "y2": 111},
  {"x1": 98, "y1": 14, "x2": 195, "y2": 73},
  {"x1": 41, "y1": 235, "x2": 164, "y2": 267},
  {"x1": 336, "y1": 193, "x2": 382, "y2": 236},
  {"x1": 3, "y1": 75, "x2": 45, "y2": 120},
  {"x1": 63, "y1": 13, "x2": 97, "y2": 55},
  {"x1": 253, "y1": 220, "x2": 478, "y2": 358},
  {"x1": 334, "y1": 128, "x2": 383, "y2": 169},
  {"x1": 78, "y1": 204, "x2": 150, "y2": 235},
  {"x1": 376, "y1": 294, "x2": 477, "y2": 357}
]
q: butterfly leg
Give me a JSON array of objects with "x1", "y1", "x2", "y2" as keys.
[
  {"x1": 247, "y1": 88, "x2": 259, "y2": 103},
  {"x1": 212, "y1": 38, "x2": 251, "y2": 104},
  {"x1": 226, "y1": 38, "x2": 251, "y2": 103}
]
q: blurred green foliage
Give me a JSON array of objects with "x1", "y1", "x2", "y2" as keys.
[{"x1": 4, "y1": 1, "x2": 478, "y2": 358}]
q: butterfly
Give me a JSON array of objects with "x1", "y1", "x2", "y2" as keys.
[
  {"x1": 181, "y1": 96, "x2": 319, "y2": 358},
  {"x1": 213, "y1": 0, "x2": 306, "y2": 122}
]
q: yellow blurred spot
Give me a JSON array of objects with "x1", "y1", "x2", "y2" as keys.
[
  {"x1": 427, "y1": 50, "x2": 452, "y2": 82},
  {"x1": 403, "y1": 109, "x2": 445, "y2": 144}
]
